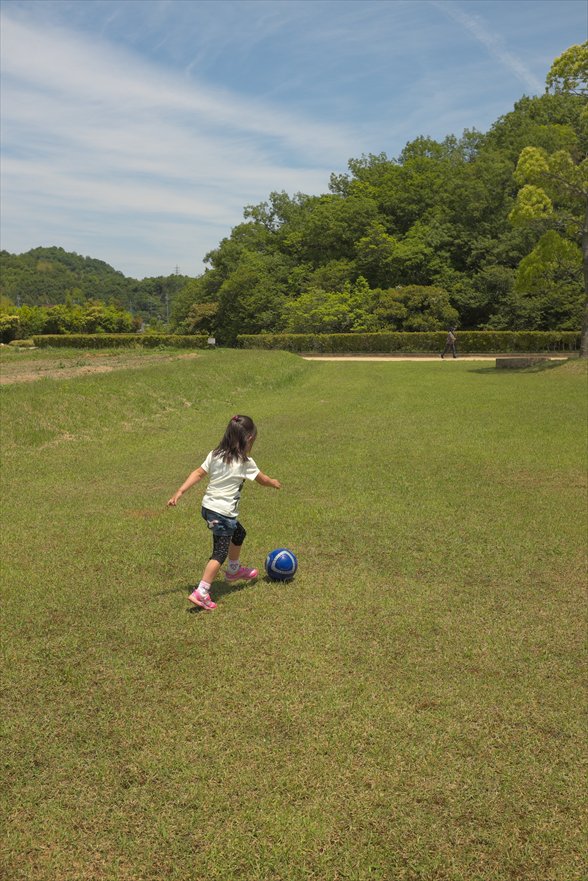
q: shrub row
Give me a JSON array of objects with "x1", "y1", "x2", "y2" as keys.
[
  {"x1": 237, "y1": 331, "x2": 581, "y2": 354},
  {"x1": 0, "y1": 303, "x2": 136, "y2": 342},
  {"x1": 31, "y1": 334, "x2": 210, "y2": 349}
]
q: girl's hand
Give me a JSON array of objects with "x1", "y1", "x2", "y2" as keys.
[
  {"x1": 255, "y1": 472, "x2": 282, "y2": 490},
  {"x1": 167, "y1": 492, "x2": 182, "y2": 507}
]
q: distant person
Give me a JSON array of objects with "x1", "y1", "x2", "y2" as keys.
[
  {"x1": 441, "y1": 328, "x2": 458, "y2": 359},
  {"x1": 167, "y1": 415, "x2": 281, "y2": 610}
]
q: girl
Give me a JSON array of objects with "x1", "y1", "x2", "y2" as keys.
[{"x1": 167, "y1": 415, "x2": 281, "y2": 610}]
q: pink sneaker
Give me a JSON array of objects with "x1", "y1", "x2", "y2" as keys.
[
  {"x1": 188, "y1": 588, "x2": 217, "y2": 610},
  {"x1": 225, "y1": 566, "x2": 259, "y2": 582}
]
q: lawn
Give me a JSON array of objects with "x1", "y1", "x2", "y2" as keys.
[{"x1": 1, "y1": 348, "x2": 586, "y2": 881}]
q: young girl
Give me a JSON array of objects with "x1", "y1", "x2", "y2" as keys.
[{"x1": 167, "y1": 415, "x2": 281, "y2": 610}]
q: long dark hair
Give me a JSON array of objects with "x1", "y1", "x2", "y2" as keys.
[{"x1": 213, "y1": 415, "x2": 257, "y2": 464}]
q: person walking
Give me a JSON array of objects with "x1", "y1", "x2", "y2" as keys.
[
  {"x1": 167, "y1": 414, "x2": 281, "y2": 610},
  {"x1": 441, "y1": 328, "x2": 458, "y2": 359}
]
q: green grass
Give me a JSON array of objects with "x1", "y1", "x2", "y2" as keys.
[{"x1": 1, "y1": 349, "x2": 586, "y2": 881}]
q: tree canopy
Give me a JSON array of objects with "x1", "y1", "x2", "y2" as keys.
[
  {"x1": 2, "y1": 45, "x2": 586, "y2": 347},
  {"x1": 509, "y1": 42, "x2": 588, "y2": 354},
  {"x1": 175, "y1": 93, "x2": 582, "y2": 342}
]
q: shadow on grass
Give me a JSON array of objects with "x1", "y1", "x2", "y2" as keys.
[
  {"x1": 153, "y1": 582, "x2": 251, "y2": 611},
  {"x1": 155, "y1": 575, "x2": 290, "y2": 612},
  {"x1": 468, "y1": 359, "x2": 571, "y2": 376},
  {"x1": 185, "y1": 577, "x2": 258, "y2": 613}
]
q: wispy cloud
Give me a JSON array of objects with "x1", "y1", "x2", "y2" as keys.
[
  {"x1": 430, "y1": 0, "x2": 544, "y2": 94},
  {"x1": 1, "y1": 15, "x2": 354, "y2": 157},
  {"x1": 0, "y1": 11, "x2": 357, "y2": 276},
  {"x1": 1, "y1": 0, "x2": 580, "y2": 277}
]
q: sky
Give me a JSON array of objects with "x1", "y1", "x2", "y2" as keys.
[{"x1": 0, "y1": 0, "x2": 586, "y2": 279}]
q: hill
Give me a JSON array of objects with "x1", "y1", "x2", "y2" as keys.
[{"x1": 0, "y1": 246, "x2": 192, "y2": 322}]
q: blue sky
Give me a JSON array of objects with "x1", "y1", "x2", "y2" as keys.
[{"x1": 1, "y1": 0, "x2": 585, "y2": 279}]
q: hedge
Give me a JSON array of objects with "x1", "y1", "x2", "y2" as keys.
[
  {"x1": 237, "y1": 331, "x2": 581, "y2": 354},
  {"x1": 31, "y1": 334, "x2": 210, "y2": 349},
  {"x1": 8, "y1": 339, "x2": 35, "y2": 348}
]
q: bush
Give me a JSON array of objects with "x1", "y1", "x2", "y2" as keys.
[
  {"x1": 0, "y1": 314, "x2": 22, "y2": 343},
  {"x1": 1, "y1": 302, "x2": 137, "y2": 338},
  {"x1": 8, "y1": 339, "x2": 36, "y2": 348},
  {"x1": 31, "y1": 334, "x2": 210, "y2": 349},
  {"x1": 237, "y1": 331, "x2": 581, "y2": 354}
]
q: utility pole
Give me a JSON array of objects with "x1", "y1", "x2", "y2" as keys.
[{"x1": 167, "y1": 266, "x2": 180, "y2": 325}]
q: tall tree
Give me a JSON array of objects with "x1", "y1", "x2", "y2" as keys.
[
  {"x1": 546, "y1": 43, "x2": 588, "y2": 97},
  {"x1": 509, "y1": 42, "x2": 588, "y2": 356}
]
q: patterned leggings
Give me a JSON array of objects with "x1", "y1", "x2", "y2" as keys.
[{"x1": 211, "y1": 522, "x2": 247, "y2": 564}]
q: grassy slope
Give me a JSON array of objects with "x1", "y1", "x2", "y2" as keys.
[{"x1": 1, "y1": 350, "x2": 586, "y2": 881}]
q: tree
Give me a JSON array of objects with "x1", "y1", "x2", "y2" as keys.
[
  {"x1": 514, "y1": 230, "x2": 583, "y2": 328},
  {"x1": 509, "y1": 43, "x2": 588, "y2": 355},
  {"x1": 180, "y1": 302, "x2": 218, "y2": 335},
  {"x1": 293, "y1": 192, "x2": 379, "y2": 265},
  {"x1": 170, "y1": 277, "x2": 212, "y2": 329},
  {"x1": 374, "y1": 285, "x2": 458, "y2": 331},
  {"x1": 215, "y1": 251, "x2": 291, "y2": 343},
  {"x1": 354, "y1": 221, "x2": 397, "y2": 287},
  {"x1": 281, "y1": 278, "x2": 378, "y2": 333},
  {"x1": 510, "y1": 140, "x2": 588, "y2": 350},
  {"x1": 510, "y1": 146, "x2": 587, "y2": 350},
  {"x1": 176, "y1": 86, "x2": 585, "y2": 337},
  {"x1": 470, "y1": 264, "x2": 516, "y2": 328},
  {"x1": 546, "y1": 43, "x2": 588, "y2": 97}
]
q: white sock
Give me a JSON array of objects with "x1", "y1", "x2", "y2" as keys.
[
  {"x1": 227, "y1": 560, "x2": 240, "y2": 573},
  {"x1": 198, "y1": 580, "x2": 211, "y2": 595}
]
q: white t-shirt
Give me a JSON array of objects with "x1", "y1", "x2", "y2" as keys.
[{"x1": 200, "y1": 450, "x2": 260, "y2": 518}]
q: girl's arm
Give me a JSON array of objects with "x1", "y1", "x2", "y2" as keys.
[
  {"x1": 255, "y1": 471, "x2": 281, "y2": 490},
  {"x1": 167, "y1": 467, "x2": 206, "y2": 506}
]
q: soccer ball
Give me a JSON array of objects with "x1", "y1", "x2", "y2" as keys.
[{"x1": 265, "y1": 548, "x2": 298, "y2": 581}]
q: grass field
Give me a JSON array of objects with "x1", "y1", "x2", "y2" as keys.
[{"x1": 1, "y1": 347, "x2": 586, "y2": 881}]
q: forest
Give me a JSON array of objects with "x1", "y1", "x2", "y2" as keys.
[
  {"x1": 1, "y1": 45, "x2": 586, "y2": 347},
  {"x1": 0, "y1": 246, "x2": 189, "y2": 326}
]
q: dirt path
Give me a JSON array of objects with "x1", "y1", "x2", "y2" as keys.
[{"x1": 0, "y1": 351, "x2": 201, "y2": 385}]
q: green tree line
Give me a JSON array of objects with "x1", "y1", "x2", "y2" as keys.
[
  {"x1": 2, "y1": 45, "x2": 586, "y2": 352},
  {"x1": 0, "y1": 301, "x2": 138, "y2": 342},
  {"x1": 171, "y1": 44, "x2": 587, "y2": 350},
  {"x1": 0, "y1": 246, "x2": 190, "y2": 325}
]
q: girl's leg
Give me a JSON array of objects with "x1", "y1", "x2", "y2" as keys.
[
  {"x1": 202, "y1": 558, "x2": 222, "y2": 584},
  {"x1": 226, "y1": 523, "x2": 258, "y2": 581},
  {"x1": 189, "y1": 534, "x2": 231, "y2": 609},
  {"x1": 204, "y1": 533, "x2": 231, "y2": 580},
  {"x1": 228, "y1": 522, "x2": 246, "y2": 564},
  {"x1": 227, "y1": 541, "x2": 241, "y2": 564}
]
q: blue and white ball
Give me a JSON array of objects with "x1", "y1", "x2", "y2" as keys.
[{"x1": 265, "y1": 548, "x2": 298, "y2": 581}]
